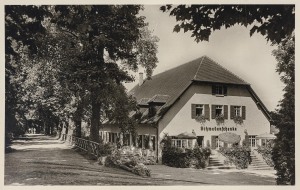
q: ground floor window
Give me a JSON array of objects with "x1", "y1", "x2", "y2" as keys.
[
  {"x1": 260, "y1": 139, "x2": 273, "y2": 147},
  {"x1": 171, "y1": 139, "x2": 193, "y2": 149},
  {"x1": 150, "y1": 136, "x2": 156, "y2": 151},
  {"x1": 249, "y1": 135, "x2": 257, "y2": 147},
  {"x1": 136, "y1": 134, "x2": 156, "y2": 150}
]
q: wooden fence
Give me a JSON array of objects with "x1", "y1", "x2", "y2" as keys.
[{"x1": 67, "y1": 135, "x2": 100, "y2": 157}]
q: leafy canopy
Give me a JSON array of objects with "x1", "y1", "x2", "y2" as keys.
[{"x1": 160, "y1": 5, "x2": 295, "y2": 44}]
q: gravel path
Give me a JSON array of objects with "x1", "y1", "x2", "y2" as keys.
[{"x1": 5, "y1": 134, "x2": 276, "y2": 186}]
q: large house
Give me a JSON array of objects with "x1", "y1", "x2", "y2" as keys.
[{"x1": 101, "y1": 56, "x2": 272, "y2": 161}]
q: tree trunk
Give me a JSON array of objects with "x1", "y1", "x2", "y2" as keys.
[
  {"x1": 90, "y1": 89, "x2": 100, "y2": 143},
  {"x1": 74, "y1": 117, "x2": 82, "y2": 138},
  {"x1": 74, "y1": 104, "x2": 83, "y2": 138}
]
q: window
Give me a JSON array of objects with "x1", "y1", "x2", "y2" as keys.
[
  {"x1": 176, "y1": 140, "x2": 182, "y2": 148},
  {"x1": 144, "y1": 135, "x2": 150, "y2": 149},
  {"x1": 138, "y1": 135, "x2": 143, "y2": 148},
  {"x1": 195, "y1": 104, "x2": 204, "y2": 116},
  {"x1": 234, "y1": 106, "x2": 242, "y2": 117},
  {"x1": 230, "y1": 105, "x2": 246, "y2": 119},
  {"x1": 216, "y1": 105, "x2": 223, "y2": 116},
  {"x1": 212, "y1": 105, "x2": 228, "y2": 119},
  {"x1": 212, "y1": 84, "x2": 227, "y2": 96},
  {"x1": 150, "y1": 136, "x2": 156, "y2": 150},
  {"x1": 249, "y1": 135, "x2": 257, "y2": 147},
  {"x1": 192, "y1": 104, "x2": 210, "y2": 120},
  {"x1": 172, "y1": 139, "x2": 193, "y2": 148}
]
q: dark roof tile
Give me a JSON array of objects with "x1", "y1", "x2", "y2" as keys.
[{"x1": 130, "y1": 56, "x2": 248, "y2": 105}]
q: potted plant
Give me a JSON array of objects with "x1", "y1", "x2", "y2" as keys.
[
  {"x1": 215, "y1": 114, "x2": 225, "y2": 125},
  {"x1": 233, "y1": 115, "x2": 243, "y2": 125},
  {"x1": 195, "y1": 114, "x2": 206, "y2": 125}
]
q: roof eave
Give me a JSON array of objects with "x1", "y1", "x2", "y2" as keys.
[
  {"x1": 247, "y1": 86, "x2": 271, "y2": 121},
  {"x1": 191, "y1": 79, "x2": 250, "y2": 86}
]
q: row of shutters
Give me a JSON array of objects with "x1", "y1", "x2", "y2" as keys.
[{"x1": 191, "y1": 104, "x2": 246, "y2": 120}]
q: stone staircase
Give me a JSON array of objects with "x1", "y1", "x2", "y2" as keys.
[
  {"x1": 207, "y1": 150, "x2": 235, "y2": 170},
  {"x1": 248, "y1": 152, "x2": 274, "y2": 170}
]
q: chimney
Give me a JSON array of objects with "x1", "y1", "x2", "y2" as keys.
[{"x1": 139, "y1": 72, "x2": 143, "y2": 86}]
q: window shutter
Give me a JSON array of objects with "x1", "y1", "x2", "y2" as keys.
[
  {"x1": 242, "y1": 106, "x2": 246, "y2": 120},
  {"x1": 224, "y1": 86, "x2": 227, "y2": 96},
  {"x1": 230, "y1": 106, "x2": 234, "y2": 119},
  {"x1": 191, "y1": 104, "x2": 196, "y2": 119},
  {"x1": 224, "y1": 105, "x2": 228, "y2": 119},
  {"x1": 212, "y1": 85, "x2": 216, "y2": 95},
  {"x1": 211, "y1": 105, "x2": 216, "y2": 119},
  {"x1": 204, "y1": 104, "x2": 210, "y2": 120}
]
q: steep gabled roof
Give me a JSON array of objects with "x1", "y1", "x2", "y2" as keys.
[
  {"x1": 130, "y1": 56, "x2": 248, "y2": 106},
  {"x1": 194, "y1": 56, "x2": 248, "y2": 84},
  {"x1": 128, "y1": 56, "x2": 269, "y2": 123}
]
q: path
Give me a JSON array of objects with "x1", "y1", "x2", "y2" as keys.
[{"x1": 5, "y1": 134, "x2": 276, "y2": 185}]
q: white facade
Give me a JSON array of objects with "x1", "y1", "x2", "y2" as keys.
[
  {"x1": 158, "y1": 83, "x2": 270, "y2": 152},
  {"x1": 161, "y1": 93, "x2": 269, "y2": 144}
]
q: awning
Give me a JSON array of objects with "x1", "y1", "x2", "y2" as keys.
[
  {"x1": 256, "y1": 133, "x2": 276, "y2": 139},
  {"x1": 218, "y1": 132, "x2": 241, "y2": 144},
  {"x1": 176, "y1": 132, "x2": 197, "y2": 139}
]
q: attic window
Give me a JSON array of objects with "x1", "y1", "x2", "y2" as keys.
[{"x1": 212, "y1": 84, "x2": 227, "y2": 96}]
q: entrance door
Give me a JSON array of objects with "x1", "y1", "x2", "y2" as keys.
[
  {"x1": 211, "y1": 136, "x2": 217, "y2": 149},
  {"x1": 197, "y1": 136, "x2": 204, "y2": 147},
  {"x1": 249, "y1": 135, "x2": 257, "y2": 150}
]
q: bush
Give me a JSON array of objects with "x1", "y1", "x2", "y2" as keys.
[
  {"x1": 219, "y1": 145, "x2": 251, "y2": 169},
  {"x1": 132, "y1": 163, "x2": 151, "y2": 177},
  {"x1": 162, "y1": 146, "x2": 211, "y2": 169},
  {"x1": 192, "y1": 147, "x2": 211, "y2": 169},
  {"x1": 162, "y1": 147, "x2": 193, "y2": 168},
  {"x1": 256, "y1": 143, "x2": 274, "y2": 167},
  {"x1": 98, "y1": 143, "x2": 115, "y2": 156},
  {"x1": 105, "y1": 148, "x2": 151, "y2": 177}
]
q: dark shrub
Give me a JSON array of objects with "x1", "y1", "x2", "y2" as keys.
[
  {"x1": 219, "y1": 145, "x2": 251, "y2": 169},
  {"x1": 192, "y1": 146, "x2": 211, "y2": 169},
  {"x1": 162, "y1": 147, "x2": 192, "y2": 168},
  {"x1": 98, "y1": 143, "x2": 115, "y2": 156},
  {"x1": 256, "y1": 142, "x2": 274, "y2": 167},
  {"x1": 162, "y1": 146, "x2": 211, "y2": 168}
]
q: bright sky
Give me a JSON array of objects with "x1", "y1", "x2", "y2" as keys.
[{"x1": 124, "y1": 5, "x2": 285, "y2": 112}]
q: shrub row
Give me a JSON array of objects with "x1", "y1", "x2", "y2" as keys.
[
  {"x1": 162, "y1": 146, "x2": 211, "y2": 169},
  {"x1": 219, "y1": 145, "x2": 251, "y2": 169},
  {"x1": 256, "y1": 145, "x2": 274, "y2": 167},
  {"x1": 104, "y1": 148, "x2": 151, "y2": 177}
]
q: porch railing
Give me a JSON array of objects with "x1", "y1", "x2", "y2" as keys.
[{"x1": 67, "y1": 135, "x2": 100, "y2": 157}]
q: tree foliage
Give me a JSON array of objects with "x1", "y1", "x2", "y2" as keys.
[
  {"x1": 5, "y1": 5, "x2": 159, "y2": 145},
  {"x1": 5, "y1": 5, "x2": 50, "y2": 142},
  {"x1": 271, "y1": 34, "x2": 294, "y2": 185},
  {"x1": 160, "y1": 5, "x2": 295, "y2": 44},
  {"x1": 49, "y1": 5, "x2": 158, "y2": 142}
]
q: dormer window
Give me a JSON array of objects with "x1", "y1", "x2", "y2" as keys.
[{"x1": 212, "y1": 84, "x2": 227, "y2": 96}]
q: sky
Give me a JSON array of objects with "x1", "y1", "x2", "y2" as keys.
[{"x1": 124, "y1": 5, "x2": 285, "y2": 112}]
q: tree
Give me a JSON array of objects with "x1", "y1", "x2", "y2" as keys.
[
  {"x1": 6, "y1": 5, "x2": 159, "y2": 144},
  {"x1": 271, "y1": 34, "x2": 294, "y2": 185},
  {"x1": 160, "y1": 5, "x2": 294, "y2": 44},
  {"x1": 5, "y1": 5, "x2": 50, "y2": 142},
  {"x1": 160, "y1": 5, "x2": 295, "y2": 185},
  {"x1": 51, "y1": 5, "x2": 158, "y2": 142}
]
